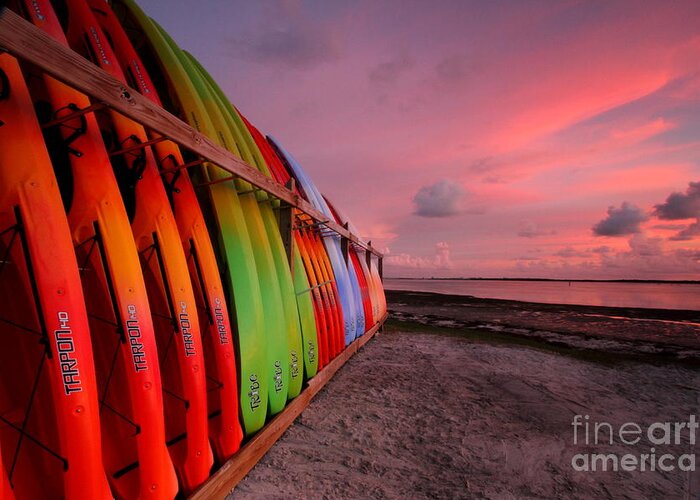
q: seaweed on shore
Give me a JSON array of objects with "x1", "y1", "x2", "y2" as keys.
[{"x1": 386, "y1": 296, "x2": 700, "y2": 366}]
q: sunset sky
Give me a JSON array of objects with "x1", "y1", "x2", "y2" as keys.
[{"x1": 140, "y1": 0, "x2": 700, "y2": 280}]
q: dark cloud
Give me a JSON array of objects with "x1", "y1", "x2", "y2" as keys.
[
  {"x1": 413, "y1": 179, "x2": 466, "y2": 217},
  {"x1": 592, "y1": 202, "x2": 648, "y2": 236},
  {"x1": 653, "y1": 181, "x2": 700, "y2": 220},
  {"x1": 652, "y1": 223, "x2": 688, "y2": 231},
  {"x1": 670, "y1": 221, "x2": 700, "y2": 241},
  {"x1": 230, "y1": 25, "x2": 341, "y2": 69},
  {"x1": 368, "y1": 56, "x2": 413, "y2": 85},
  {"x1": 653, "y1": 182, "x2": 700, "y2": 240}
]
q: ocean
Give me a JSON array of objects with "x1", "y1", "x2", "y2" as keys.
[{"x1": 384, "y1": 278, "x2": 700, "y2": 311}]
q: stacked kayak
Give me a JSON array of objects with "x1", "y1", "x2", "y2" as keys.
[{"x1": 0, "y1": 0, "x2": 386, "y2": 497}]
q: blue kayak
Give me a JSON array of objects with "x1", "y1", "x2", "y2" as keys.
[{"x1": 268, "y1": 137, "x2": 365, "y2": 344}]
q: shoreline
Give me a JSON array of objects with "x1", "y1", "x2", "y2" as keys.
[{"x1": 387, "y1": 290, "x2": 700, "y2": 363}]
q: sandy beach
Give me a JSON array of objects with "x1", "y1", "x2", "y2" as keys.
[{"x1": 230, "y1": 292, "x2": 699, "y2": 499}]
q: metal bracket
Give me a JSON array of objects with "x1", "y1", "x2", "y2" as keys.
[
  {"x1": 40, "y1": 102, "x2": 106, "y2": 129},
  {"x1": 109, "y1": 135, "x2": 167, "y2": 157}
]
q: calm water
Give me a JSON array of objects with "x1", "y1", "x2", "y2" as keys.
[{"x1": 384, "y1": 279, "x2": 700, "y2": 311}]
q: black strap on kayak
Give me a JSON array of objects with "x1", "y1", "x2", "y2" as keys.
[
  {"x1": 50, "y1": 102, "x2": 88, "y2": 158},
  {"x1": 13, "y1": 207, "x2": 50, "y2": 354},
  {"x1": 0, "y1": 67, "x2": 8, "y2": 101},
  {"x1": 116, "y1": 134, "x2": 147, "y2": 179},
  {"x1": 91, "y1": 221, "x2": 125, "y2": 340},
  {"x1": 186, "y1": 238, "x2": 213, "y2": 325},
  {"x1": 0, "y1": 405, "x2": 69, "y2": 475},
  {"x1": 150, "y1": 232, "x2": 178, "y2": 331},
  {"x1": 0, "y1": 224, "x2": 44, "y2": 340},
  {"x1": 0, "y1": 221, "x2": 18, "y2": 278},
  {"x1": 3, "y1": 207, "x2": 70, "y2": 478},
  {"x1": 111, "y1": 133, "x2": 148, "y2": 222},
  {"x1": 158, "y1": 153, "x2": 182, "y2": 205},
  {"x1": 139, "y1": 233, "x2": 182, "y2": 368},
  {"x1": 0, "y1": 67, "x2": 8, "y2": 127},
  {"x1": 139, "y1": 234, "x2": 196, "y2": 419},
  {"x1": 74, "y1": 234, "x2": 120, "y2": 332},
  {"x1": 75, "y1": 225, "x2": 144, "y2": 437}
]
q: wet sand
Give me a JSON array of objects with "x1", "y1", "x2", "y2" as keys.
[
  {"x1": 388, "y1": 290, "x2": 700, "y2": 361},
  {"x1": 230, "y1": 293, "x2": 699, "y2": 499}
]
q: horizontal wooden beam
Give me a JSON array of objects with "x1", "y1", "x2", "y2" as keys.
[
  {"x1": 189, "y1": 314, "x2": 387, "y2": 499},
  {"x1": 0, "y1": 8, "x2": 381, "y2": 257}
]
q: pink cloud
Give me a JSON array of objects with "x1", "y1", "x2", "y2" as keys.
[
  {"x1": 609, "y1": 118, "x2": 676, "y2": 143},
  {"x1": 385, "y1": 241, "x2": 453, "y2": 271}
]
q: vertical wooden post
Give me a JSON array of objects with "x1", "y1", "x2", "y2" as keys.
[
  {"x1": 279, "y1": 178, "x2": 295, "y2": 269},
  {"x1": 378, "y1": 256, "x2": 383, "y2": 282},
  {"x1": 365, "y1": 241, "x2": 372, "y2": 270},
  {"x1": 278, "y1": 205, "x2": 293, "y2": 265},
  {"x1": 341, "y1": 222, "x2": 349, "y2": 264}
]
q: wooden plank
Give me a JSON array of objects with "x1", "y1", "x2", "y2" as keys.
[
  {"x1": 189, "y1": 314, "x2": 388, "y2": 499},
  {"x1": 0, "y1": 9, "x2": 382, "y2": 257}
]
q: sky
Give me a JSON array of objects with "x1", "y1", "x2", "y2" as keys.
[{"x1": 139, "y1": 0, "x2": 700, "y2": 280}]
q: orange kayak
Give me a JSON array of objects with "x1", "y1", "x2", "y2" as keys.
[
  {"x1": 113, "y1": 0, "x2": 270, "y2": 435},
  {"x1": 0, "y1": 52, "x2": 112, "y2": 499},
  {"x1": 87, "y1": 0, "x2": 243, "y2": 464},
  {"x1": 15, "y1": 1, "x2": 180, "y2": 496},
  {"x1": 62, "y1": 0, "x2": 213, "y2": 492}
]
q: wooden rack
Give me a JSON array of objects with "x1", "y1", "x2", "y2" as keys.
[{"x1": 0, "y1": 6, "x2": 387, "y2": 496}]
